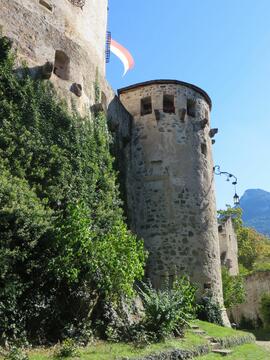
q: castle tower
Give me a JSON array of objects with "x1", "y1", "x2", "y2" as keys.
[
  {"x1": 0, "y1": 0, "x2": 109, "y2": 111},
  {"x1": 119, "y1": 80, "x2": 229, "y2": 323}
]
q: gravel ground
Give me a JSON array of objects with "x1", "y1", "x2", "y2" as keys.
[{"x1": 256, "y1": 341, "x2": 270, "y2": 351}]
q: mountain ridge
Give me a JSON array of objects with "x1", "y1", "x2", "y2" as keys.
[{"x1": 240, "y1": 188, "x2": 270, "y2": 236}]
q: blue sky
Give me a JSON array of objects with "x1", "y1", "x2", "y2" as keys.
[{"x1": 106, "y1": 0, "x2": 270, "y2": 209}]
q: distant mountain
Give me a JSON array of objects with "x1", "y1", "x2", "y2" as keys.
[{"x1": 240, "y1": 189, "x2": 270, "y2": 237}]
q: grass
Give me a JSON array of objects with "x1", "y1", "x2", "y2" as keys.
[
  {"x1": 0, "y1": 321, "x2": 261, "y2": 359},
  {"x1": 10, "y1": 332, "x2": 207, "y2": 360},
  {"x1": 193, "y1": 320, "x2": 249, "y2": 338},
  {"x1": 197, "y1": 343, "x2": 270, "y2": 359}
]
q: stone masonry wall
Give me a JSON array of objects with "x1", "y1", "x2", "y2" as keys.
[
  {"x1": 118, "y1": 80, "x2": 229, "y2": 324},
  {"x1": 229, "y1": 271, "x2": 270, "y2": 326},
  {"x1": 0, "y1": 0, "x2": 108, "y2": 113},
  {"x1": 218, "y1": 217, "x2": 239, "y2": 275}
]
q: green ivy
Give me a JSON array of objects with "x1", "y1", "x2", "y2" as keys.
[{"x1": 0, "y1": 36, "x2": 146, "y2": 345}]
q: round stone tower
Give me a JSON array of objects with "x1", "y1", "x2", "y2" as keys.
[
  {"x1": 118, "y1": 80, "x2": 229, "y2": 324},
  {"x1": 0, "y1": 0, "x2": 109, "y2": 111}
]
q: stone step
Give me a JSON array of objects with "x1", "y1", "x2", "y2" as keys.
[
  {"x1": 192, "y1": 329, "x2": 206, "y2": 335},
  {"x1": 190, "y1": 325, "x2": 200, "y2": 330},
  {"x1": 212, "y1": 349, "x2": 233, "y2": 356},
  {"x1": 210, "y1": 342, "x2": 220, "y2": 349}
]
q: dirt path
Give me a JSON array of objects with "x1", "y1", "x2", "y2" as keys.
[{"x1": 256, "y1": 341, "x2": 270, "y2": 351}]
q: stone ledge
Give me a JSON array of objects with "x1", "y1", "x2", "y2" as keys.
[
  {"x1": 212, "y1": 333, "x2": 256, "y2": 349},
  {"x1": 119, "y1": 344, "x2": 210, "y2": 360}
]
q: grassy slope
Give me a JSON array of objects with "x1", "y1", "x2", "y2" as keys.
[
  {"x1": 1, "y1": 321, "x2": 267, "y2": 359},
  {"x1": 193, "y1": 320, "x2": 249, "y2": 338},
  {"x1": 1, "y1": 320, "x2": 263, "y2": 360},
  {"x1": 197, "y1": 343, "x2": 270, "y2": 360},
  {"x1": 24, "y1": 332, "x2": 206, "y2": 360}
]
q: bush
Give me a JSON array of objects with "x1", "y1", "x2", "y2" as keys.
[
  {"x1": 197, "y1": 295, "x2": 223, "y2": 326},
  {"x1": 4, "y1": 347, "x2": 28, "y2": 360},
  {"x1": 137, "y1": 277, "x2": 197, "y2": 342},
  {"x1": 54, "y1": 339, "x2": 79, "y2": 358},
  {"x1": 260, "y1": 293, "x2": 270, "y2": 327},
  {"x1": 222, "y1": 267, "x2": 246, "y2": 308}
]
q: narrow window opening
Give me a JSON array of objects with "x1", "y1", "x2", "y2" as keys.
[
  {"x1": 201, "y1": 143, "x2": 207, "y2": 156},
  {"x1": 101, "y1": 91, "x2": 107, "y2": 108},
  {"x1": 204, "y1": 282, "x2": 211, "y2": 290},
  {"x1": 141, "y1": 97, "x2": 152, "y2": 116},
  {"x1": 39, "y1": 0, "x2": 53, "y2": 12},
  {"x1": 163, "y1": 94, "x2": 175, "y2": 113},
  {"x1": 187, "y1": 99, "x2": 196, "y2": 117},
  {"x1": 54, "y1": 50, "x2": 70, "y2": 80},
  {"x1": 205, "y1": 108, "x2": 209, "y2": 121}
]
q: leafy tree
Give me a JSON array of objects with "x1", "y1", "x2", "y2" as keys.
[{"x1": 221, "y1": 267, "x2": 245, "y2": 308}]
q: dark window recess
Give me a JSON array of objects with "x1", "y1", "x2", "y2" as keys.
[
  {"x1": 154, "y1": 109, "x2": 161, "y2": 121},
  {"x1": 204, "y1": 282, "x2": 211, "y2": 289},
  {"x1": 201, "y1": 143, "x2": 207, "y2": 156},
  {"x1": 179, "y1": 108, "x2": 186, "y2": 122},
  {"x1": 39, "y1": 0, "x2": 53, "y2": 11},
  {"x1": 54, "y1": 50, "x2": 70, "y2": 80},
  {"x1": 141, "y1": 97, "x2": 152, "y2": 116},
  {"x1": 187, "y1": 99, "x2": 196, "y2": 117},
  {"x1": 163, "y1": 94, "x2": 175, "y2": 113}
]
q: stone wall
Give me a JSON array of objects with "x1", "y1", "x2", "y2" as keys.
[
  {"x1": 229, "y1": 271, "x2": 270, "y2": 326},
  {"x1": 118, "y1": 80, "x2": 229, "y2": 324},
  {"x1": 0, "y1": 0, "x2": 108, "y2": 113},
  {"x1": 218, "y1": 217, "x2": 239, "y2": 275}
]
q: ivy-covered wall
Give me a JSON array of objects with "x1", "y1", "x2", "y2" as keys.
[{"x1": 0, "y1": 37, "x2": 145, "y2": 345}]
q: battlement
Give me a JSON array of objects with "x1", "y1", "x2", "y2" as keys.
[
  {"x1": 118, "y1": 80, "x2": 211, "y2": 126},
  {"x1": 118, "y1": 79, "x2": 212, "y2": 109}
]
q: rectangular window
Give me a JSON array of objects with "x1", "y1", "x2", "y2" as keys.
[
  {"x1": 39, "y1": 0, "x2": 53, "y2": 12},
  {"x1": 163, "y1": 94, "x2": 175, "y2": 114},
  {"x1": 187, "y1": 99, "x2": 196, "y2": 117},
  {"x1": 201, "y1": 143, "x2": 207, "y2": 156},
  {"x1": 54, "y1": 50, "x2": 70, "y2": 80},
  {"x1": 141, "y1": 97, "x2": 152, "y2": 116}
]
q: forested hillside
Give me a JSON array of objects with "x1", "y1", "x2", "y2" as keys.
[{"x1": 241, "y1": 189, "x2": 270, "y2": 236}]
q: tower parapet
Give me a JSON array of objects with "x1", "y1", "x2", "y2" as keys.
[{"x1": 119, "y1": 80, "x2": 229, "y2": 324}]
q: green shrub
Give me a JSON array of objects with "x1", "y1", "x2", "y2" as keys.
[
  {"x1": 222, "y1": 267, "x2": 246, "y2": 308},
  {"x1": 197, "y1": 295, "x2": 223, "y2": 326},
  {"x1": 54, "y1": 339, "x2": 79, "y2": 358},
  {"x1": 260, "y1": 293, "x2": 270, "y2": 327},
  {"x1": 4, "y1": 347, "x2": 28, "y2": 360},
  {"x1": 138, "y1": 277, "x2": 197, "y2": 342}
]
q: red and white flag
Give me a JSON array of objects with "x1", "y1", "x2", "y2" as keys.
[{"x1": 110, "y1": 39, "x2": 135, "y2": 76}]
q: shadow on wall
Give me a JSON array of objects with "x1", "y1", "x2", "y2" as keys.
[{"x1": 107, "y1": 95, "x2": 133, "y2": 220}]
